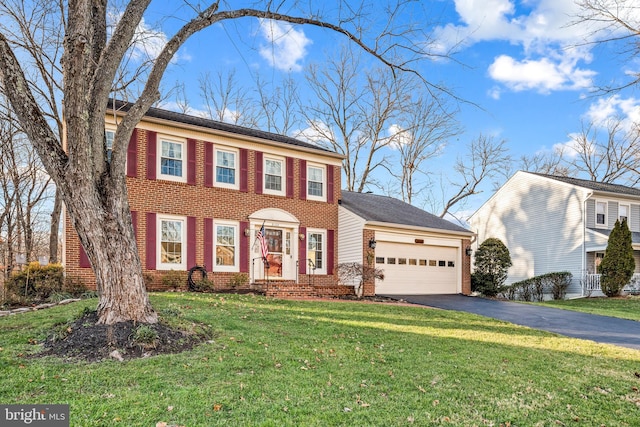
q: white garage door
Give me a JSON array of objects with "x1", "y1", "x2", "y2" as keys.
[{"x1": 375, "y1": 242, "x2": 458, "y2": 294}]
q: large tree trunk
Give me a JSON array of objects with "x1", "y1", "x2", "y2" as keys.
[{"x1": 63, "y1": 178, "x2": 157, "y2": 324}]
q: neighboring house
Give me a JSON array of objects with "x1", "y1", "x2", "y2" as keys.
[
  {"x1": 338, "y1": 191, "x2": 474, "y2": 295},
  {"x1": 468, "y1": 171, "x2": 640, "y2": 297},
  {"x1": 63, "y1": 100, "x2": 349, "y2": 298}
]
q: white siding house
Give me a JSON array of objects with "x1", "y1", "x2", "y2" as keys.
[{"x1": 468, "y1": 171, "x2": 640, "y2": 296}]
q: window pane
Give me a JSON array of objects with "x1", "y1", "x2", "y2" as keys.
[
  {"x1": 216, "y1": 225, "x2": 236, "y2": 267},
  {"x1": 265, "y1": 174, "x2": 282, "y2": 190},
  {"x1": 265, "y1": 159, "x2": 282, "y2": 175},
  {"x1": 308, "y1": 181, "x2": 323, "y2": 196},
  {"x1": 161, "y1": 141, "x2": 183, "y2": 177},
  {"x1": 216, "y1": 167, "x2": 235, "y2": 184},
  {"x1": 217, "y1": 151, "x2": 235, "y2": 168},
  {"x1": 308, "y1": 167, "x2": 323, "y2": 181},
  {"x1": 160, "y1": 220, "x2": 182, "y2": 264}
]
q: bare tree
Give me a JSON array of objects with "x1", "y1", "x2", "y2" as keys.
[
  {"x1": 390, "y1": 96, "x2": 460, "y2": 204},
  {"x1": 0, "y1": 0, "x2": 449, "y2": 324},
  {"x1": 575, "y1": 0, "x2": 640, "y2": 92},
  {"x1": 564, "y1": 117, "x2": 640, "y2": 184},
  {"x1": 198, "y1": 70, "x2": 259, "y2": 127},
  {"x1": 520, "y1": 150, "x2": 570, "y2": 176},
  {"x1": 435, "y1": 134, "x2": 511, "y2": 218},
  {"x1": 302, "y1": 47, "x2": 412, "y2": 192},
  {"x1": 0, "y1": 0, "x2": 65, "y2": 264}
]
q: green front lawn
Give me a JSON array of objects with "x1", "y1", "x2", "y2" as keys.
[
  {"x1": 2, "y1": 293, "x2": 640, "y2": 426},
  {"x1": 536, "y1": 296, "x2": 640, "y2": 321}
]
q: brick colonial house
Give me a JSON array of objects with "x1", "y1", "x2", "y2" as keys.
[
  {"x1": 63, "y1": 101, "x2": 352, "y2": 298},
  {"x1": 64, "y1": 101, "x2": 474, "y2": 298}
]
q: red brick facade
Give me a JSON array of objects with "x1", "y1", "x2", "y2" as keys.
[{"x1": 64, "y1": 112, "x2": 349, "y2": 298}]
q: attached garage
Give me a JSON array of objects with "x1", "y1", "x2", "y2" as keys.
[
  {"x1": 375, "y1": 242, "x2": 458, "y2": 294},
  {"x1": 338, "y1": 191, "x2": 474, "y2": 296}
]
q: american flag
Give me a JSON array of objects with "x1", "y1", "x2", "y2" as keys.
[{"x1": 257, "y1": 224, "x2": 269, "y2": 261}]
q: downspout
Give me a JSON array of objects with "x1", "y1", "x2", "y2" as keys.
[{"x1": 583, "y1": 191, "x2": 593, "y2": 297}]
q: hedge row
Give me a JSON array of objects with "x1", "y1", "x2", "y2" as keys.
[
  {"x1": 503, "y1": 271, "x2": 572, "y2": 301},
  {"x1": 4, "y1": 262, "x2": 88, "y2": 305}
]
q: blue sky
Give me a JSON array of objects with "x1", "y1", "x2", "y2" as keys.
[{"x1": 135, "y1": 0, "x2": 640, "y2": 218}]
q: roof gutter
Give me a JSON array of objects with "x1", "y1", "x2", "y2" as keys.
[{"x1": 365, "y1": 221, "x2": 475, "y2": 238}]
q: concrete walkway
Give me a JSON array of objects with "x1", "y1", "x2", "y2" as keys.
[{"x1": 382, "y1": 294, "x2": 640, "y2": 351}]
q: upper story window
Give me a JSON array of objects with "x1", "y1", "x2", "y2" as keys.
[
  {"x1": 158, "y1": 215, "x2": 186, "y2": 270},
  {"x1": 620, "y1": 204, "x2": 629, "y2": 223},
  {"x1": 307, "y1": 164, "x2": 325, "y2": 201},
  {"x1": 264, "y1": 157, "x2": 284, "y2": 195},
  {"x1": 596, "y1": 201, "x2": 607, "y2": 226},
  {"x1": 215, "y1": 148, "x2": 238, "y2": 189},
  {"x1": 159, "y1": 138, "x2": 186, "y2": 182},
  {"x1": 105, "y1": 129, "x2": 115, "y2": 162},
  {"x1": 307, "y1": 229, "x2": 326, "y2": 274},
  {"x1": 215, "y1": 222, "x2": 238, "y2": 271}
]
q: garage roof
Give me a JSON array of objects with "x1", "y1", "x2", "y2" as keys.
[{"x1": 339, "y1": 191, "x2": 472, "y2": 234}]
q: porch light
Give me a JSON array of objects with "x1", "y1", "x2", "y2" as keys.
[
  {"x1": 299, "y1": 233, "x2": 305, "y2": 240},
  {"x1": 244, "y1": 228, "x2": 251, "y2": 237},
  {"x1": 368, "y1": 238, "x2": 377, "y2": 249},
  {"x1": 465, "y1": 246, "x2": 473, "y2": 256}
]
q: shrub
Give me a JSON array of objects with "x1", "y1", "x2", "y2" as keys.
[
  {"x1": 472, "y1": 238, "x2": 512, "y2": 297},
  {"x1": 229, "y1": 273, "x2": 249, "y2": 288},
  {"x1": 6, "y1": 263, "x2": 64, "y2": 301},
  {"x1": 190, "y1": 278, "x2": 215, "y2": 293},
  {"x1": 161, "y1": 270, "x2": 186, "y2": 290},
  {"x1": 599, "y1": 219, "x2": 635, "y2": 297},
  {"x1": 63, "y1": 276, "x2": 88, "y2": 296},
  {"x1": 505, "y1": 272, "x2": 573, "y2": 301}
]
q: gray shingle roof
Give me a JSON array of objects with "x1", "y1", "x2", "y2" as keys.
[
  {"x1": 108, "y1": 99, "x2": 337, "y2": 155},
  {"x1": 530, "y1": 172, "x2": 640, "y2": 197},
  {"x1": 340, "y1": 191, "x2": 472, "y2": 234}
]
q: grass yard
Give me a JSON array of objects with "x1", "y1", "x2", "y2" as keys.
[
  {"x1": 2, "y1": 293, "x2": 640, "y2": 426},
  {"x1": 535, "y1": 296, "x2": 640, "y2": 322}
]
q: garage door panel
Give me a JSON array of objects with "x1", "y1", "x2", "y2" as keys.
[{"x1": 375, "y1": 242, "x2": 457, "y2": 294}]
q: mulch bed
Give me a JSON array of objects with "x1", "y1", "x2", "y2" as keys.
[{"x1": 37, "y1": 311, "x2": 211, "y2": 363}]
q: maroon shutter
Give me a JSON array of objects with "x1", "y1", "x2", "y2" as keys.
[
  {"x1": 131, "y1": 210, "x2": 138, "y2": 239},
  {"x1": 240, "y1": 149, "x2": 248, "y2": 192},
  {"x1": 204, "y1": 218, "x2": 213, "y2": 271},
  {"x1": 146, "y1": 213, "x2": 156, "y2": 270},
  {"x1": 327, "y1": 229, "x2": 335, "y2": 275},
  {"x1": 127, "y1": 128, "x2": 138, "y2": 177},
  {"x1": 240, "y1": 221, "x2": 249, "y2": 273},
  {"x1": 204, "y1": 142, "x2": 214, "y2": 187},
  {"x1": 286, "y1": 157, "x2": 294, "y2": 198},
  {"x1": 187, "y1": 216, "x2": 196, "y2": 268},
  {"x1": 298, "y1": 226, "x2": 307, "y2": 274},
  {"x1": 327, "y1": 165, "x2": 334, "y2": 204},
  {"x1": 299, "y1": 160, "x2": 307, "y2": 200},
  {"x1": 146, "y1": 131, "x2": 157, "y2": 180},
  {"x1": 79, "y1": 244, "x2": 90, "y2": 268},
  {"x1": 255, "y1": 151, "x2": 263, "y2": 194},
  {"x1": 187, "y1": 139, "x2": 197, "y2": 185}
]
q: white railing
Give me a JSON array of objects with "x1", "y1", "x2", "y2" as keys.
[{"x1": 583, "y1": 273, "x2": 640, "y2": 294}]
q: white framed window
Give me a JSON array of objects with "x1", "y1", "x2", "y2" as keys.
[
  {"x1": 596, "y1": 201, "x2": 607, "y2": 226},
  {"x1": 620, "y1": 204, "x2": 629, "y2": 223},
  {"x1": 158, "y1": 137, "x2": 186, "y2": 182},
  {"x1": 264, "y1": 156, "x2": 285, "y2": 195},
  {"x1": 105, "y1": 129, "x2": 115, "y2": 162},
  {"x1": 215, "y1": 148, "x2": 239, "y2": 189},
  {"x1": 214, "y1": 221, "x2": 239, "y2": 272},
  {"x1": 307, "y1": 164, "x2": 325, "y2": 201},
  {"x1": 157, "y1": 215, "x2": 186, "y2": 270},
  {"x1": 307, "y1": 229, "x2": 326, "y2": 274}
]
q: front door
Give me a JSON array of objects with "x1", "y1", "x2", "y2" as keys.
[{"x1": 265, "y1": 228, "x2": 283, "y2": 277}]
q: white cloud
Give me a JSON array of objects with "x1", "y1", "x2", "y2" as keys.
[
  {"x1": 293, "y1": 121, "x2": 334, "y2": 145},
  {"x1": 259, "y1": 19, "x2": 312, "y2": 72},
  {"x1": 386, "y1": 124, "x2": 413, "y2": 150},
  {"x1": 434, "y1": 0, "x2": 601, "y2": 94},
  {"x1": 488, "y1": 52, "x2": 595, "y2": 93},
  {"x1": 584, "y1": 95, "x2": 640, "y2": 127}
]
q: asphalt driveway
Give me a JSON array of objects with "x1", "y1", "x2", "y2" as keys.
[{"x1": 382, "y1": 294, "x2": 640, "y2": 350}]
